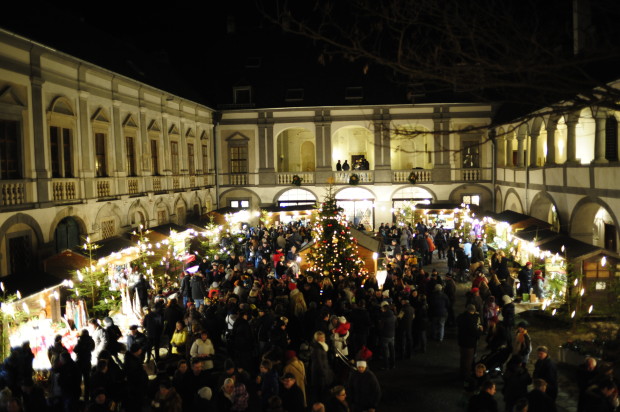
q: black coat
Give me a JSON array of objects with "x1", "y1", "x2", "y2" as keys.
[
  {"x1": 279, "y1": 384, "x2": 305, "y2": 412},
  {"x1": 457, "y1": 311, "x2": 481, "y2": 348},
  {"x1": 467, "y1": 390, "x2": 498, "y2": 412},
  {"x1": 347, "y1": 369, "x2": 381, "y2": 411},
  {"x1": 533, "y1": 356, "x2": 558, "y2": 400},
  {"x1": 310, "y1": 341, "x2": 333, "y2": 387}
]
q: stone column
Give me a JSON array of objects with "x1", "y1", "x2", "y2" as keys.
[
  {"x1": 516, "y1": 135, "x2": 525, "y2": 167},
  {"x1": 496, "y1": 135, "x2": 505, "y2": 167},
  {"x1": 566, "y1": 119, "x2": 579, "y2": 164},
  {"x1": 546, "y1": 125, "x2": 557, "y2": 165},
  {"x1": 529, "y1": 131, "x2": 539, "y2": 167},
  {"x1": 592, "y1": 115, "x2": 608, "y2": 164},
  {"x1": 505, "y1": 136, "x2": 514, "y2": 167}
]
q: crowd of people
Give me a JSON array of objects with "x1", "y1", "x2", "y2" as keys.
[{"x1": 0, "y1": 220, "x2": 617, "y2": 412}]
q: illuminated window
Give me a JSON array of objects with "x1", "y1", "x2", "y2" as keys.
[
  {"x1": 462, "y1": 195, "x2": 480, "y2": 206},
  {"x1": 230, "y1": 199, "x2": 250, "y2": 209}
]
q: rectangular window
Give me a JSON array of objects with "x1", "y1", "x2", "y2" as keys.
[
  {"x1": 157, "y1": 210, "x2": 166, "y2": 225},
  {"x1": 462, "y1": 195, "x2": 480, "y2": 206},
  {"x1": 233, "y1": 86, "x2": 252, "y2": 104},
  {"x1": 171, "y1": 141, "x2": 179, "y2": 175},
  {"x1": 151, "y1": 140, "x2": 159, "y2": 175},
  {"x1": 202, "y1": 145, "x2": 209, "y2": 174},
  {"x1": 0, "y1": 119, "x2": 21, "y2": 180},
  {"x1": 126, "y1": 136, "x2": 136, "y2": 176},
  {"x1": 230, "y1": 145, "x2": 248, "y2": 173},
  {"x1": 95, "y1": 133, "x2": 107, "y2": 177},
  {"x1": 51, "y1": 126, "x2": 73, "y2": 177},
  {"x1": 230, "y1": 199, "x2": 250, "y2": 209},
  {"x1": 462, "y1": 140, "x2": 481, "y2": 168},
  {"x1": 187, "y1": 143, "x2": 195, "y2": 175},
  {"x1": 100, "y1": 218, "x2": 115, "y2": 239}
]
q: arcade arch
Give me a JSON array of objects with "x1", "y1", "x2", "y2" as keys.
[
  {"x1": 570, "y1": 199, "x2": 618, "y2": 253},
  {"x1": 275, "y1": 127, "x2": 316, "y2": 172},
  {"x1": 332, "y1": 126, "x2": 375, "y2": 170},
  {"x1": 335, "y1": 187, "x2": 376, "y2": 229}
]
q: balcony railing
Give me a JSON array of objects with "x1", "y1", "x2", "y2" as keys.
[
  {"x1": 0, "y1": 181, "x2": 25, "y2": 206},
  {"x1": 225, "y1": 173, "x2": 249, "y2": 186},
  {"x1": 334, "y1": 171, "x2": 374, "y2": 184},
  {"x1": 52, "y1": 179, "x2": 78, "y2": 201},
  {"x1": 96, "y1": 179, "x2": 112, "y2": 197},
  {"x1": 393, "y1": 169, "x2": 433, "y2": 183},
  {"x1": 127, "y1": 178, "x2": 139, "y2": 195},
  {"x1": 277, "y1": 172, "x2": 315, "y2": 185}
]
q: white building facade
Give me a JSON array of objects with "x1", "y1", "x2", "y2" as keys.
[{"x1": 0, "y1": 29, "x2": 618, "y2": 277}]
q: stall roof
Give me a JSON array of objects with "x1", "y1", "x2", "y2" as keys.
[
  {"x1": 149, "y1": 223, "x2": 191, "y2": 237},
  {"x1": 262, "y1": 204, "x2": 316, "y2": 213},
  {"x1": 73, "y1": 235, "x2": 137, "y2": 260},
  {"x1": 538, "y1": 235, "x2": 618, "y2": 261},
  {"x1": 514, "y1": 225, "x2": 560, "y2": 244},
  {"x1": 1, "y1": 270, "x2": 63, "y2": 296},
  {"x1": 484, "y1": 210, "x2": 551, "y2": 229},
  {"x1": 415, "y1": 202, "x2": 462, "y2": 210}
]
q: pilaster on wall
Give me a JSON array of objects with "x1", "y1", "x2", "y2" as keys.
[
  {"x1": 314, "y1": 110, "x2": 332, "y2": 171},
  {"x1": 432, "y1": 107, "x2": 451, "y2": 181},
  {"x1": 373, "y1": 108, "x2": 391, "y2": 170},
  {"x1": 257, "y1": 112, "x2": 276, "y2": 184},
  {"x1": 30, "y1": 47, "x2": 52, "y2": 205}
]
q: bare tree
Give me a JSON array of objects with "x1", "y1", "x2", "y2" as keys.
[{"x1": 260, "y1": 0, "x2": 620, "y2": 127}]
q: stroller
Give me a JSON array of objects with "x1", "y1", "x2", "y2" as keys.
[{"x1": 477, "y1": 345, "x2": 511, "y2": 376}]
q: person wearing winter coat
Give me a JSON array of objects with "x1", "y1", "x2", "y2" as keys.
[
  {"x1": 310, "y1": 331, "x2": 334, "y2": 403},
  {"x1": 428, "y1": 284, "x2": 451, "y2": 342},
  {"x1": 283, "y1": 350, "x2": 307, "y2": 407},
  {"x1": 257, "y1": 359, "x2": 279, "y2": 408},
  {"x1": 532, "y1": 270, "x2": 545, "y2": 300},
  {"x1": 190, "y1": 273, "x2": 207, "y2": 308},
  {"x1": 330, "y1": 316, "x2": 350, "y2": 357},
  {"x1": 190, "y1": 330, "x2": 215, "y2": 370},
  {"x1": 74, "y1": 329, "x2": 95, "y2": 401},
  {"x1": 347, "y1": 360, "x2": 381, "y2": 412}
]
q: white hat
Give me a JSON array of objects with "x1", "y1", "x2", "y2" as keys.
[
  {"x1": 198, "y1": 386, "x2": 212, "y2": 400},
  {"x1": 356, "y1": 360, "x2": 367, "y2": 368},
  {"x1": 380, "y1": 301, "x2": 389, "y2": 307},
  {"x1": 338, "y1": 316, "x2": 347, "y2": 324}
]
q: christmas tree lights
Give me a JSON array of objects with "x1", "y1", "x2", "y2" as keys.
[{"x1": 306, "y1": 186, "x2": 366, "y2": 280}]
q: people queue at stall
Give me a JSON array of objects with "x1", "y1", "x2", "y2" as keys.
[{"x1": 0, "y1": 220, "x2": 616, "y2": 412}]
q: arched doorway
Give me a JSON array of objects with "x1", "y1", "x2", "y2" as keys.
[
  {"x1": 335, "y1": 187, "x2": 375, "y2": 229},
  {"x1": 391, "y1": 186, "x2": 434, "y2": 222},
  {"x1": 529, "y1": 192, "x2": 560, "y2": 232},
  {"x1": 54, "y1": 217, "x2": 80, "y2": 253},
  {"x1": 332, "y1": 126, "x2": 375, "y2": 170},
  {"x1": 571, "y1": 201, "x2": 618, "y2": 252}
]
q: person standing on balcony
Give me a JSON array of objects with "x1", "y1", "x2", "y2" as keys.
[
  {"x1": 342, "y1": 160, "x2": 350, "y2": 171},
  {"x1": 336, "y1": 160, "x2": 342, "y2": 171}
]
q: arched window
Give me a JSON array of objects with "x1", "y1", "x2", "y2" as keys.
[
  {"x1": 54, "y1": 217, "x2": 80, "y2": 253},
  {"x1": 277, "y1": 188, "x2": 317, "y2": 207}
]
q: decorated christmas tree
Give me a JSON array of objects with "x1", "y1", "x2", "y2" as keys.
[{"x1": 307, "y1": 186, "x2": 366, "y2": 280}]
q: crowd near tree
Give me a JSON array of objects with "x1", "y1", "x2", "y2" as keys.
[{"x1": 0, "y1": 215, "x2": 618, "y2": 412}]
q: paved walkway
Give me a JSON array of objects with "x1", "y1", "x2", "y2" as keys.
[{"x1": 370, "y1": 258, "x2": 579, "y2": 412}]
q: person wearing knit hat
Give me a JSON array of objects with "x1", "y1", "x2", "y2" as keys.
[
  {"x1": 518, "y1": 261, "x2": 533, "y2": 297},
  {"x1": 533, "y1": 345, "x2": 559, "y2": 401},
  {"x1": 532, "y1": 270, "x2": 545, "y2": 300},
  {"x1": 283, "y1": 348, "x2": 307, "y2": 406},
  {"x1": 348, "y1": 358, "x2": 381, "y2": 412},
  {"x1": 331, "y1": 316, "x2": 351, "y2": 356}
]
